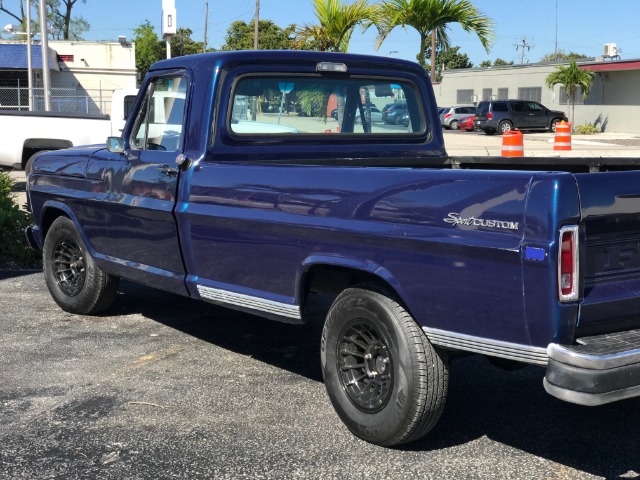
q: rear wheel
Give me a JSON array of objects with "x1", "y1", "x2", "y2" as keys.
[
  {"x1": 321, "y1": 285, "x2": 448, "y2": 446},
  {"x1": 499, "y1": 120, "x2": 513, "y2": 134},
  {"x1": 449, "y1": 120, "x2": 459, "y2": 130},
  {"x1": 43, "y1": 216, "x2": 119, "y2": 315}
]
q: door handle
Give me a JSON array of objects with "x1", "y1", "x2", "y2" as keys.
[{"x1": 158, "y1": 164, "x2": 178, "y2": 177}]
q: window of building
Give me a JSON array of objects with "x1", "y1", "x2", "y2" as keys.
[
  {"x1": 559, "y1": 86, "x2": 585, "y2": 105},
  {"x1": 482, "y1": 88, "x2": 492, "y2": 101},
  {"x1": 456, "y1": 89, "x2": 474, "y2": 104},
  {"x1": 497, "y1": 88, "x2": 508, "y2": 100},
  {"x1": 518, "y1": 87, "x2": 542, "y2": 102}
]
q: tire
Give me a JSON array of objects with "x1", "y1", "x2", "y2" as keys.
[
  {"x1": 321, "y1": 285, "x2": 448, "y2": 446},
  {"x1": 550, "y1": 119, "x2": 560, "y2": 133},
  {"x1": 43, "y1": 216, "x2": 119, "y2": 315},
  {"x1": 24, "y1": 150, "x2": 50, "y2": 176},
  {"x1": 499, "y1": 120, "x2": 513, "y2": 134},
  {"x1": 449, "y1": 120, "x2": 459, "y2": 130}
]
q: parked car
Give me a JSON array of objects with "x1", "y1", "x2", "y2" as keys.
[
  {"x1": 475, "y1": 99, "x2": 568, "y2": 135},
  {"x1": 330, "y1": 106, "x2": 382, "y2": 123},
  {"x1": 396, "y1": 112, "x2": 410, "y2": 126},
  {"x1": 439, "y1": 105, "x2": 476, "y2": 130},
  {"x1": 381, "y1": 103, "x2": 408, "y2": 124},
  {"x1": 458, "y1": 115, "x2": 476, "y2": 132},
  {"x1": 355, "y1": 106, "x2": 382, "y2": 124}
]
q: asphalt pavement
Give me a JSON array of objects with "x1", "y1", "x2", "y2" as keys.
[{"x1": 2, "y1": 271, "x2": 640, "y2": 479}]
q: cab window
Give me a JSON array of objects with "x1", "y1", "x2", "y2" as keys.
[
  {"x1": 228, "y1": 75, "x2": 425, "y2": 136},
  {"x1": 131, "y1": 76, "x2": 187, "y2": 151}
]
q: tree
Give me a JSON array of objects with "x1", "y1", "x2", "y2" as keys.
[
  {"x1": 133, "y1": 20, "x2": 164, "y2": 83},
  {"x1": 0, "y1": 0, "x2": 27, "y2": 29},
  {"x1": 48, "y1": 0, "x2": 87, "y2": 40},
  {"x1": 295, "y1": 0, "x2": 376, "y2": 52},
  {"x1": 2, "y1": 1, "x2": 89, "y2": 39},
  {"x1": 545, "y1": 60, "x2": 594, "y2": 129},
  {"x1": 434, "y1": 45, "x2": 471, "y2": 80},
  {"x1": 480, "y1": 58, "x2": 514, "y2": 68},
  {"x1": 222, "y1": 20, "x2": 296, "y2": 51},
  {"x1": 540, "y1": 50, "x2": 590, "y2": 63},
  {"x1": 170, "y1": 27, "x2": 204, "y2": 57},
  {"x1": 374, "y1": 0, "x2": 494, "y2": 82}
]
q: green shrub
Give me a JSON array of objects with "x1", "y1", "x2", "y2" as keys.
[
  {"x1": 573, "y1": 123, "x2": 600, "y2": 135},
  {"x1": 0, "y1": 171, "x2": 41, "y2": 268}
]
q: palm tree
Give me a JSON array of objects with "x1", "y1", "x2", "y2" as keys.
[
  {"x1": 546, "y1": 61, "x2": 594, "y2": 129},
  {"x1": 296, "y1": 0, "x2": 376, "y2": 52},
  {"x1": 374, "y1": 0, "x2": 494, "y2": 82}
]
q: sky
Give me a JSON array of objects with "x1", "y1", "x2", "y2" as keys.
[{"x1": 2, "y1": 0, "x2": 640, "y2": 65}]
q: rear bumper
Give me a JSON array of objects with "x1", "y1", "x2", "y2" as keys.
[{"x1": 544, "y1": 329, "x2": 640, "y2": 406}]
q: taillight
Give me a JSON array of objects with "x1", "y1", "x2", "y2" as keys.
[
  {"x1": 444, "y1": 113, "x2": 452, "y2": 119},
  {"x1": 488, "y1": 112, "x2": 493, "y2": 120},
  {"x1": 558, "y1": 226, "x2": 579, "y2": 302}
]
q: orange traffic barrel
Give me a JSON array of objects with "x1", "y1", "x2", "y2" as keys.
[
  {"x1": 501, "y1": 130, "x2": 524, "y2": 157},
  {"x1": 554, "y1": 121, "x2": 572, "y2": 151}
]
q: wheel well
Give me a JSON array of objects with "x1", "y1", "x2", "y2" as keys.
[
  {"x1": 40, "y1": 208, "x2": 69, "y2": 241},
  {"x1": 301, "y1": 265, "x2": 401, "y2": 323},
  {"x1": 21, "y1": 139, "x2": 72, "y2": 168}
]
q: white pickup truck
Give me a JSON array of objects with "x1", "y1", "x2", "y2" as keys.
[{"x1": 0, "y1": 88, "x2": 138, "y2": 171}]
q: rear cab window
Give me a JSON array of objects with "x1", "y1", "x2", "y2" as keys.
[{"x1": 227, "y1": 74, "x2": 425, "y2": 137}]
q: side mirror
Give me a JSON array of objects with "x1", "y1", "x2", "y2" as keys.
[{"x1": 106, "y1": 136, "x2": 125, "y2": 153}]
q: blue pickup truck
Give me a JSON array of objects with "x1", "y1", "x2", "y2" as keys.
[{"x1": 26, "y1": 51, "x2": 640, "y2": 447}]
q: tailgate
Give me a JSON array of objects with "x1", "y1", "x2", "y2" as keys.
[{"x1": 576, "y1": 171, "x2": 640, "y2": 335}]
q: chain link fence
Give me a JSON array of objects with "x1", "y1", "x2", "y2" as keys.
[{"x1": 0, "y1": 86, "x2": 112, "y2": 115}]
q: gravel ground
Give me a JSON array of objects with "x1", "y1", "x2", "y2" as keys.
[{"x1": 1, "y1": 272, "x2": 640, "y2": 479}]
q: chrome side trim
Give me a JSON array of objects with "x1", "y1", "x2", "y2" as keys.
[
  {"x1": 547, "y1": 343, "x2": 640, "y2": 370},
  {"x1": 197, "y1": 285, "x2": 301, "y2": 320},
  {"x1": 423, "y1": 327, "x2": 548, "y2": 365}
]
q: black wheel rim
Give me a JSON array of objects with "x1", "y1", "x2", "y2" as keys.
[
  {"x1": 337, "y1": 320, "x2": 393, "y2": 413},
  {"x1": 52, "y1": 236, "x2": 85, "y2": 296}
]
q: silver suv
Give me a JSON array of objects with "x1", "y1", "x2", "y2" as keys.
[
  {"x1": 439, "y1": 105, "x2": 476, "y2": 130},
  {"x1": 475, "y1": 100, "x2": 567, "y2": 135}
]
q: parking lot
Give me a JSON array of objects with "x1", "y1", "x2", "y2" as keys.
[
  {"x1": 2, "y1": 271, "x2": 640, "y2": 479},
  {"x1": 3, "y1": 130, "x2": 640, "y2": 478}
]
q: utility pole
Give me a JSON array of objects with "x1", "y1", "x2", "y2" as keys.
[
  {"x1": 253, "y1": 0, "x2": 259, "y2": 50},
  {"x1": 203, "y1": 1, "x2": 208, "y2": 53},
  {"x1": 554, "y1": 0, "x2": 558, "y2": 55},
  {"x1": 514, "y1": 37, "x2": 534, "y2": 64}
]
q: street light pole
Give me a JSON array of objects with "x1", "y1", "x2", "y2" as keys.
[
  {"x1": 26, "y1": 0, "x2": 33, "y2": 111},
  {"x1": 38, "y1": 0, "x2": 51, "y2": 111}
]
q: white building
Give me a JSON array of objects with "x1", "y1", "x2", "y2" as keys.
[
  {"x1": 0, "y1": 39, "x2": 136, "y2": 115},
  {"x1": 433, "y1": 58, "x2": 640, "y2": 134}
]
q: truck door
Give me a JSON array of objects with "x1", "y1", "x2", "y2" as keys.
[{"x1": 104, "y1": 75, "x2": 188, "y2": 294}]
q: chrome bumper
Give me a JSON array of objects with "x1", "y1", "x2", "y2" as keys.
[{"x1": 544, "y1": 329, "x2": 640, "y2": 406}]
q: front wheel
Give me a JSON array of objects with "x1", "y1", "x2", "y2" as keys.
[
  {"x1": 550, "y1": 119, "x2": 561, "y2": 133},
  {"x1": 43, "y1": 216, "x2": 119, "y2": 315},
  {"x1": 321, "y1": 285, "x2": 448, "y2": 446}
]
